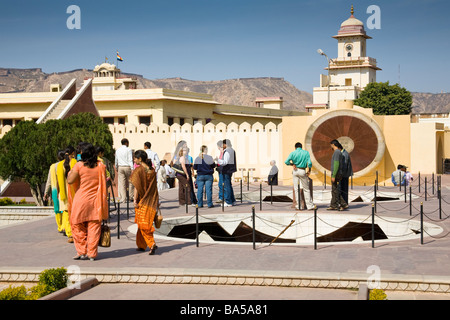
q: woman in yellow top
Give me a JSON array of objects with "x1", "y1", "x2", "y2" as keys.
[
  {"x1": 130, "y1": 150, "x2": 160, "y2": 255},
  {"x1": 56, "y1": 146, "x2": 77, "y2": 243},
  {"x1": 44, "y1": 150, "x2": 65, "y2": 233}
]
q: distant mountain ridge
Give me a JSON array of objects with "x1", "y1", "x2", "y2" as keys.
[{"x1": 0, "y1": 67, "x2": 448, "y2": 114}]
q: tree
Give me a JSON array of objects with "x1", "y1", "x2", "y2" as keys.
[
  {"x1": 0, "y1": 113, "x2": 114, "y2": 205},
  {"x1": 354, "y1": 82, "x2": 412, "y2": 115}
]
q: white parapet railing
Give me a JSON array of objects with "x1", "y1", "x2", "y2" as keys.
[
  {"x1": 36, "y1": 78, "x2": 77, "y2": 124},
  {"x1": 57, "y1": 78, "x2": 93, "y2": 120}
]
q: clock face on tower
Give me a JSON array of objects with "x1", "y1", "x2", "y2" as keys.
[{"x1": 346, "y1": 44, "x2": 353, "y2": 51}]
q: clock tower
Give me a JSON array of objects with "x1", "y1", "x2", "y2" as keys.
[{"x1": 310, "y1": 6, "x2": 381, "y2": 110}]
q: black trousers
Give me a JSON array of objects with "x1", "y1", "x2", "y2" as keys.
[
  {"x1": 330, "y1": 178, "x2": 346, "y2": 208},
  {"x1": 339, "y1": 177, "x2": 349, "y2": 205}
]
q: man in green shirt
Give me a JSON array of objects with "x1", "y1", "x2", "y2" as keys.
[
  {"x1": 285, "y1": 142, "x2": 314, "y2": 210},
  {"x1": 329, "y1": 140, "x2": 346, "y2": 210}
]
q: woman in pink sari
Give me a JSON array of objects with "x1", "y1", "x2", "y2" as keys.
[{"x1": 67, "y1": 143, "x2": 108, "y2": 261}]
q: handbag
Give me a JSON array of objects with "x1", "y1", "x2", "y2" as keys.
[
  {"x1": 99, "y1": 221, "x2": 111, "y2": 247},
  {"x1": 172, "y1": 163, "x2": 186, "y2": 176},
  {"x1": 154, "y1": 209, "x2": 163, "y2": 229}
]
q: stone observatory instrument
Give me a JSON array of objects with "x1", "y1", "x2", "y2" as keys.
[{"x1": 305, "y1": 109, "x2": 385, "y2": 178}]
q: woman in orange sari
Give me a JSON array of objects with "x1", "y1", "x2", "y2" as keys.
[
  {"x1": 130, "y1": 150, "x2": 159, "y2": 255},
  {"x1": 67, "y1": 143, "x2": 107, "y2": 261}
]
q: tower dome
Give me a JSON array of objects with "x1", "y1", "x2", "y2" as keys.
[
  {"x1": 340, "y1": 5, "x2": 364, "y2": 27},
  {"x1": 336, "y1": 5, "x2": 369, "y2": 38},
  {"x1": 340, "y1": 16, "x2": 364, "y2": 27}
]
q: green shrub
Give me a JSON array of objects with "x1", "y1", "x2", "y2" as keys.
[
  {"x1": 0, "y1": 285, "x2": 29, "y2": 300},
  {"x1": 38, "y1": 267, "x2": 68, "y2": 293},
  {"x1": 0, "y1": 197, "x2": 14, "y2": 206},
  {"x1": 0, "y1": 267, "x2": 68, "y2": 300},
  {"x1": 28, "y1": 283, "x2": 53, "y2": 300},
  {"x1": 369, "y1": 288, "x2": 387, "y2": 300}
]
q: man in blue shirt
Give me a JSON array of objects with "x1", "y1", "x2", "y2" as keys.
[
  {"x1": 391, "y1": 165, "x2": 406, "y2": 186},
  {"x1": 285, "y1": 142, "x2": 314, "y2": 210}
]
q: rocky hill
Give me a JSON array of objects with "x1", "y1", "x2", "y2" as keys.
[
  {"x1": 140, "y1": 77, "x2": 313, "y2": 111},
  {"x1": 0, "y1": 67, "x2": 313, "y2": 110},
  {"x1": 408, "y1": 92, "x2": 450, "y2": 114},
  {"x1": 0, "y1": 67, "x2": 448, "y2": 114}
]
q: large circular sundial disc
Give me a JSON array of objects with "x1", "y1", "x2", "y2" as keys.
[{"x1": 305, "y1": 110, "x2": 385, "y2": 178}]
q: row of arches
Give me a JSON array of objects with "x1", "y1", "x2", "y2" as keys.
[{"x1": 108, "y1": 121, "x2": 281, "y2": 134}]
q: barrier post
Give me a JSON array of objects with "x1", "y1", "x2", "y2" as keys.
[
  {"x1": 108, "y1": 192, "x2": 111, "y2": 222},
  {"x1": 185, "y1": 185, "x2": 189, "y2": 214},
  {"x1": 324, "y1": 170, "x2": 326, "y2": 190},
  {"x1": 222, "y1": 183, "x2": 224, "y2": 212},
  {"x1": 439, "y1": 181, "x2": 442, "y2": 220},
  {"x1": 298, "y1": 182, "x2": 302, "y2": 211},
  {"x1": 117, "y1": 201, "x2": 120, "y2": 239},
  {"x1": 270, "y1": 183, "x2": 273, "y2": 205},
  {"x1": 247, "y1": 171, "x2": 250, "y2": 191},
  {"x1": 432, "y1": 173, "x2": 435, "y2": 195},
  {"x1": 376, "y1": 171, "x2": 379, "y2": 190},
  {"x1": 425, "y1": 177, "x2": 427, "y2": 201},
  {"x1": 404, "y1": 179, "x2": 407, "y2": 203},
  {"x1": 314, "y1": 206, "x2": 317, "y2": 250},
  {"x1": 374, "y1": 182, "x2": 377, "y2": 213},
  {"x1": 260, "y1": 182, "x2": 262, "y2": 211},
  {"x1": 420, "y1": 202, "x2": 424, "y2": 245},
  {"x1": 409, "y1": 185, "x2": 412, "y2": 216},
  {"x1": 126, "y1": 189, "x2": 129, "y2": 220},
  {"x1": 371, "y1": 204, "x2": 375, "y2": 248},
  {"x1": 252, "y1": 206, "x2": 256, "y2": 250},
  {"x1": 418, "y1": 172, "x2": 421, "y2": 193},
  {"x1": 240, "y1": 179, "x2": 243, "y2": 203},
  {"x1": 196, "y1": 205, "x2": 199, "y2": 248},
  {"x1": 439, "y1": 185, "x2": 442, "y2": 220}
]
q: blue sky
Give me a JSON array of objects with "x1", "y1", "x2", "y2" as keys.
[{"x1": 1, "y1": 0, "x2": 449, "y2": 94}]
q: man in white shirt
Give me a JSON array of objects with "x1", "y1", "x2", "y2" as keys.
[
  {"x1": 216, "y1": 139, "x2": 237, "y2": 206},
  {"x1": 144, "y1": 141, "x2": 160, "y2": 172},
  {"x1": 402, "y1": 165, "x2": 413, "y2": 186},
  {"x1": 163, "y1": 159, "x2": 176, "y2": 188},
  {"x1": 115, "y1": 138, "x2": 133, "y2": 203}
]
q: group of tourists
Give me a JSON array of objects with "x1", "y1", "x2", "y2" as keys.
[
  {"x1": 171, "y1": 139, "x2": 237, "y2": 208},
  {"x1": 45, "y1": 141, "x2": 162, "y2": 260},
  {"x1": 114, "y1": 139, "x2": 175, "y2": 204},
  {"x1": 284, "y1": 139, "x2": 353, "y2": 211},
  {"x1": 391, "y1": 164, "x2": 413, "y2": 186},
  {"x1": 44, "y1": 138, "x2": 239, "y2": 260},
  {"x1": 43, "y1": 136, "x2": 359, "y2": 259},
  {"x1": 44, "y1": 143, "x2": 109, "y2": 260}
]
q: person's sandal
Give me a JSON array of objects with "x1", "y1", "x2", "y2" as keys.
[{"x1": 149, "y1": 245, "x2": 158, "y2": 255}]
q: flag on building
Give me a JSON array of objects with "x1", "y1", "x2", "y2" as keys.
[{"x1": 117, "y1": 51, "x2": 123, "y2": 62}]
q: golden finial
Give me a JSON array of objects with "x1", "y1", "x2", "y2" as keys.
[{"x1": 351, "y1": 4, "x2": 354, "y2": 16}]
